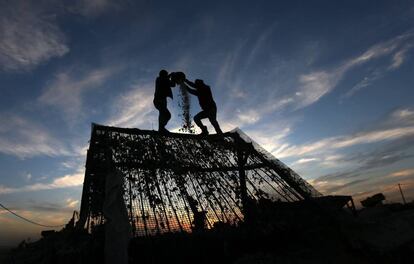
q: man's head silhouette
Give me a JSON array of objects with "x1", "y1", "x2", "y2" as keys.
[
  {"x1": 195, "y1": 79, "x2": 204, "y2": 88},
  {"x1": 159, "y1": 69, "x2": 168, "y2": 77}
]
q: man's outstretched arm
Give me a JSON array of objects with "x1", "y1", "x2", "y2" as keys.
[
  {"x1": 183, "y1": 79, "x2": 199, "y2": 95},
  {"x1": 184, "y1": 79, "x2": 196, "y2": 88}
]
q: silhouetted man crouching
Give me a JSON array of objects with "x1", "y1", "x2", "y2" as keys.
[{"x1": 184, "y1": 78, "x2": 222, "y2": 135}]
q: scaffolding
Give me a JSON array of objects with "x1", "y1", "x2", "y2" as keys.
[{"x1": 77, "y1": 123, "x2": 321, "y2": 236}]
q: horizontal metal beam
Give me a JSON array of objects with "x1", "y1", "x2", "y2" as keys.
[
  {"x1": 92, "y1": 123, "x2": 235, "y2": 140},
  {"x1": 113, "y1": 162, "x2": 268, "y2": 173}
]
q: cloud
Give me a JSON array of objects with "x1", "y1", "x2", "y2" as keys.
[
  {"x1": 312, "y1": 167, "x2": 414, "y2": 203},
  {"x1": 313, "y1": 126, "x2": 414, "y2": 172},
  {"x1": 270, "y1": 107, "x2": 414, "y2": 189},
  {"x1": 0, "y1": 185, "x2": 14, "y2": 194},
  {"x1": 69, "y1": 0, "x2": 127, "y2": 17},
  {"x1": 0, "y1": 114, "x2": 71, "y2": 158},
  {"x1": 66, "y1": 198, "x2": 79, "y2": 208},
  {"x1": 213, "y1": 26, "x2": 291, "y2": 127},
  {"x1": 389, "y1": 44, "x2": 413, "y2": 69},
  {"x1": 390, "y1": 168, "x2": 414, "y2": 177},
  {"x1": 29, "y1": 199, "x2": 79, "y2": 213},
  {"x1": 387, "y1": 108, "x2": 414, "y2": 126},
  {"x1": 319, "y1": 154, "x2": 344, "y2": 166},
  {"x1": 26, "y1": 173, "x2": 32, "y2": 181},
  {"x1": 0, "y1": 196, "x2": 82, "y2": 246},
  {"x1": 343, "y1": 39, "x2": 414, "y2": 99},
  {"x1": 39, "y1": 66, "x2": 118, "y2": 123},
  {"x1": 292, "y1": 158, "x2": 319, "y2": 165},
  {"x1": 343, "y1": 31, "x2": 414, "y2": 70},
  {"x1": 0, "y1": 202, "x2": 76, "y2": 246},
  {"x1": 106, "y1": 81, "x2": 156, "y2": 128},
  {"x1": 216, "y1": 31, "x2": 414, "y2": 131},
  {"x1": 0, "y1": 168, "x2": 84, "y2": 194},
  {"x1": 308, "y1": 131, "x2": 414, "y2": 197},
  {"x1": 234, "y1": 109, "x2": 261, "y2": 126},
  {"x1": 343, "y1": 69, "x2": 383, "y2": 98},
  {"x1": 226, "y1": 123, "x2": 295, "y2": 163},
  {"x1": 297, "y1": 31, "x2": 414, "y2": 104},
  {"x1": 315, "y1": 151, "x2": 413, "y2": 185},
  {"x1": 243, "y1": 23, "x2": 277, "y2": 70},
  {"x1": 322, "y1": 178, "x2": 369, "y2": 194},
  {"x1": 276, "y1": 126, "x2": 414, "y2": 159},
  {"x1": 343, "y1": 32, "x2": 414, "y2": 98},
  {"x1": 294, "y1": 70, "x2": 341, "y2": 109},
  {"x1": 0, "y1": 1, "x2": 69, "y2": 71}
]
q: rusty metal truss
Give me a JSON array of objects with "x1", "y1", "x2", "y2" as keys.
[{"x1": 77, "y1": 123, "x2": 321, "y2": 236}]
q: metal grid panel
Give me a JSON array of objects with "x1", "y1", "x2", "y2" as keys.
[{"x1": 78, "y1": 124, "x2": 320, "y2": 236}]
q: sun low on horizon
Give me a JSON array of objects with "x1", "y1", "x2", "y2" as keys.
[{"x1": 1, "y1": 0, "x2": 414, "y2": 247}]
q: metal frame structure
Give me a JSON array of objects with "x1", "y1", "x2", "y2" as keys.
[{"x1": 77, "y1": 123, "x2": 321, "y2": 236}]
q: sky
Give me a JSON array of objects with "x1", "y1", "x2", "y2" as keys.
[{"x1": 1, "y1": 0, "x2": 414, "y2": 247}]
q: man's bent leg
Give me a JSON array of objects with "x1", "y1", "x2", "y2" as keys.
[
  {"x1": 159, "y1": 108, "x2": 171, "y2": 132},
  {"x1": 194, "y1": 111, "x2": 209, "y2": 135},
  {"x1": 210, "y1": 118, "x2": 223, "y2": 134},
  {"x1": 154, "y1": 99, "x2": 170, "y2": 132},
  {"x1": 207, "y1": 107, "x2": 223, "y2": 134}
]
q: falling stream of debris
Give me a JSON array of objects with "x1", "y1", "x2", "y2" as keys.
[
  {"x1": 172, "y1": 72, "x2": 195, "y2": 133},
  {"x1": 178, "y1": 84, "x2": 194, "y2": 133}
]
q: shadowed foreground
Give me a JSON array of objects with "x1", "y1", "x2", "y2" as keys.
[
  {"x1": 5, "y1": 201, "x2": 414, "y2": 263},
  {"x1": 4, "y1": 125, "x2": 414, "y2": 263}
]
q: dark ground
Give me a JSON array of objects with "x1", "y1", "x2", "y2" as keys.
[
  {"x1": 0, "y1": 247, "x2": 12, "y2": 263},
  {"x1": 4, "y1": 201, "x2": 414, "y2": 264}
]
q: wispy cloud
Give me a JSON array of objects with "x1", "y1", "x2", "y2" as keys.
[
  {"x1": 28, "y1": 199, "x2": 79, "y2": 213},
  {"x1": 306, "y1": 117, "x2": 414, "y2": 198},
  {"x1": 0, "y1": 114, "x2": 71, "y2": 158},
  {"x1": 311, "y1": 167, "x2": 414, "y2": 203},
  {"x1": 0, "y1": 202, "x2": 77, "y2": 246},
  {"x1": 387, "y1": 108, "x2": 414, "y2": 126},
  {"x1": 25, "y1": 173, "x2": 32, "y2": 181},
  {"x1": 341, "y1": 32, "x2": 414, "y2": 99},
  {"x1": 276, "y1": 125, "x2": 414, "y2": 159},
  {"x1": 292, "y1": 158, "x2": 319, "y2": 165},
  {"x1": 272, "y1": 108, "x2": 414, "y2": 184},
  {"x1": 344, "y1": 32, "x2": 413, "y2": 69},
  {"x1": 216, "y1": 31, "x2": 414, "y2": 131},
  {"x1": 39, "y1": 66, "x2": 119, "y2": 123},
  {"x1": 0, "y1": 1, "x2": 69, "y2": 71},
  {"x1": 68, "y1": 0, "x2": 128, "y2": 17},
  {"x1": 65, "y1": 198, "x2": 79, "y2": 208},
  {"x1": 297, "y1": 31, "x2": 414, "y2": 104},
  {"x1": 343, "y1": 69, "x2": 383, "y2": 98},
  {"x1": 106, "y1": 81, "x2": 156, "y2": 128},
  {"x1": 391, "y1": 168, "x2": 414, "y2": 177},
  {"x1": 0, "y1": 168, "x2": 84, "y2": 194},
  {"x1": 314, "y1": 146, "x2": 414, "y2": 186},
  {"x1": 389, "y1": 43, "x2": 413, "y2": 70},
  {"x1": 236, "y1": 123, "x2": 294, "y2": 156},
  {"x1": 294, "y1": 70, "x2": 342, "y2": 109}
]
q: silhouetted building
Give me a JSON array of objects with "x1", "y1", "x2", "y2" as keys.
[{"x1": 361, "y1": 193, "x2": 386, "y2": 207}]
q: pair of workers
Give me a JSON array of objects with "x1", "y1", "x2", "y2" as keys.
[{"x1": 153, "y1": 70, "x2": 223, "y2": 135}]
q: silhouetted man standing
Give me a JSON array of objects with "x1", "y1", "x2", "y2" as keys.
[
  {"x1": 154, "y1": 70, "x2": 175, "y2": 133},
  {"x1": 184, "y1": 78, "x2": 223, "y2": 135}
]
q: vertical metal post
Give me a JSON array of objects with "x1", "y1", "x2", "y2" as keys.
[
  {"x1": 153, "y1": 169, "x2": 171, "y2": 232},
  {"x1": 161, "y1": 174, "x2": 183, "y2": 232},
  {"x1": 128, "y1": 173, "x2": 136, "y2": 236},
  {"x1": 77, "y1": 148, "x2": 92, "y2": 229},
  {"x1": 398, "y1": 183, "x2": 407, "y2": 205},
  {"x1": 138, "y1": 175, "x2": 149, "y2": 236},
  {"x1": 235, "y1": 134, "x2": 249, "y2": 220}
]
